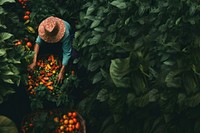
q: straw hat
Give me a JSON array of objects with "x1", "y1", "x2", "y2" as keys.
[{"x1": 38, "y1": 16, "x2": 66, "y2": 43}]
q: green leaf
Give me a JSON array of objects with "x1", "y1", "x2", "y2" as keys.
[
  {"x1": 0, "y1": 32, "x2": 13, "y2": 42},
  {"x1": 86, "y1": 5, "x2": 95, "y2": 16},
  {"x1": 0, "y1": 0, "x2": 15, "y2": 5},
  {"x1": 110, "y1": 1, "x2": 127, "y2": 9},
  {"x1": 185, "y1": 93, "x2": 200, "y2": 107},
  {"x1": 94, "y1": 27, "x2": 105, "y2": 32},
  {"x1": 3, "y1": 71, "x2": 14, "y2": 75},
  {"x1": 0, "y1": 115, "x2": 18, "y2": 133},
  {"x1": 90, "y1": 20, "x2": 101, "y2": 28},
  {"x1": 96, "y1": 88, "x2": 108, "y2": 102},
  {"x1": 165, "y1": 70, "x2": 181, "y2": 88},
  {"x1": 0, "y1": 23, "x2": 6, "y2": 29},
  {"x1": 110, "y1": 57, "x2": 131, "y2": 88},
  {"x1": 3, "y1": 78, "x2": 14, "y2": 84},
  {"x1": 0, "y1": 7, "x2": 6, "y2": 15},
  {"x1": 0, "y1": 87, "x2": 15, "y2": 96},
  {"x1": 183, "y1": 73, "x2": 198, "y2": 95},
  {"x1": 89, "y1": 34, "x2": 101, "y2": 45},
  {"x1": 93, "y1": 71, "x2": 102, "y2": 84},
  {"x1": 0, "y1": 49, "x2": 6, "y2": 57}
]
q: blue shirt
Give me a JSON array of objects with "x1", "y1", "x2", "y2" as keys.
[{"x1": 35, "y1": 20, "x2": 72, "y2": 66}]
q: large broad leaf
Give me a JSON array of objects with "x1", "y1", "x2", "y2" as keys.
[
  {"x1": 0, "y1": 32, "x2": 13, "y2": 43},
  {"x1": 110, "y1": 57, "x2": 131, "y2": 88},
  {"x1": 0, "y1": 115, "x2": 18, "y2": 133},
  {"x1": 0, "y1": 0, "x2": 15, "y2": 5}
]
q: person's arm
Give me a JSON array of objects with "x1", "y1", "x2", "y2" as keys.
[
  {"x1": 29, "y1": 36, "x2": 42, "y2": 69},
  {"x1": 29, "y1": 44, "x2": 40, "y2": 69},
  {"x1": 57, "y1": 35, "x2": 72, "y2": 84}
]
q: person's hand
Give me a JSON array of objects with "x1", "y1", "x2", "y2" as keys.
[
  {"x1": 28, "y1": 62, "x2": 36, "y2": 71},
  {"x1": 57, "y1": 71, "x2": 64, "y2": 84}
]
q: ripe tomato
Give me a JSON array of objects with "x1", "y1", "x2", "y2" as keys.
[
  {"x1": 23, "y1": 15, "x2": 29, "y2": 20},
  {"x1": 26, "y1": 42, "x2": 32, "y2": 47},
  {"x1": 73, "y1": 118, "x2": 77, "y2": 123},
  {"x1": 59, "y1": 125, "x2": 64, "y2": 131},
  {"x1": 75, "y1": 122, "x2": 80, "y2": 129},
  {"x1": 25, "y1": 11, "x2": 31, "y2": 15},
  {"x1": 72, "y1": 112, "x2": 77, "y2": 117},
  {"x1": 63, "y1": 119, "x2": 68, "y2": 125},
  {"x1": 68, "y1": 127, "x2": 73, "y2": 132},
  {"x1": 68, "y1": 112, "x2": 72, "y2": 117},
  {"x1": 69, "y1": 119, "x2": 74, "y2": 124},
  {"x1": 63, "y1": 114, "x2": 68, "y2": 119},
  {"x1": 15, "y1": 41, "x2": 22, "y2": 46}
]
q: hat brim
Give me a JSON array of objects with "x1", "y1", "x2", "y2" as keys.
[{"x1": 38, "y1": 17, "x2": 66, "y2": 43}]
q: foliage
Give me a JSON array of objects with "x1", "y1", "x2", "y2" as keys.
[
  {"x1": 0, "y1": 115, "x2": 18, "y2": 133},
  {"x1": 2, "y1": 0, "x2": 200, "y2": 132},
  {"x1": 0, "y1": 0, "x2": 33, "y2": 104},
  {"x1": 74, "y1": 0, "x2": 200, "y2": 132}
]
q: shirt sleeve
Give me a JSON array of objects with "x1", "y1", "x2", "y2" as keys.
[
  {"x1": 35, "y1": 36, "x2": 43, "y2": 46},
  {"x1": 61, "y1": 35, "x2": 72, "y2": 66}
]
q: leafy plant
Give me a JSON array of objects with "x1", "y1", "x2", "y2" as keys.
[
  {"x1": 74, "y1": 0, "x2": 200, "y2": 132},
  {"x1": 0, "y1": 115, "x2": 18, "y2": 133},
  {"x1": 0, "y1": 0, "x2": 34, "y2": 104}
]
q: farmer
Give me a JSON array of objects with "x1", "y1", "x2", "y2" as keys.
[{"x1": 29, "y1": 16, "x2": 72, "y2": 84}]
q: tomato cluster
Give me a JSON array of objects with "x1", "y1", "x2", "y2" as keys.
[
  {"x1": 54, "y1": 112, "x2": 81, "y2": 133},
  {"x1": 21, "y1": 110, "x2": 82, "y2": 133}
]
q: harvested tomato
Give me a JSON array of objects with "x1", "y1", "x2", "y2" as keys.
[
  {"x1": 72, "y1": 112, "x2": 77, "y2": 117},
  {"x1": 68, "y1": 112, "x2": 72, "y2": 117},
  {"x1": 68, "y1": 119, "x2": 74, "y2": 125},
  {"x1": 75, "y1": 122, "x2": 80, "y2": 129}
]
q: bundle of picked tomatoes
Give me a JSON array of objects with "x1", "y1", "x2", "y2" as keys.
[
  {"x1": 22, "y1": 110, "x2": 85, "y2": 133},
  {"x1": 54, "y1": 111, "x2": 82, "y2": 133}
]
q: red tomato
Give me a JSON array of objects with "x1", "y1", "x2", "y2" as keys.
[
  {"x1": 23, "y1": 15, "x2": 29, "y2": 20},
  {"x1": 25, "y1": 11, "x2": 31, "y2": 15},
  {"x1": 26, "y1": 42, "x2": 32, "y2": 47}
]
